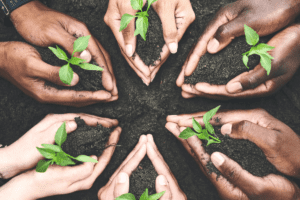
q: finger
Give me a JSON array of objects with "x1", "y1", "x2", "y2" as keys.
[
  {"x1": 156, "y1": 175, "x2": 171, "y2": 200},
  {"x1": 114, "y1": 172, "x2": 130, "y2": 198},
  {"x1": 211, "y1": 152, "x2": 264, "y2": 196},
  {"x1": 176, "y1": 44, "x2": 195, "y2": 87},
  {"x1": 182, "y1": 84, "x2": 203, "y2": 96},
  {"x1": 150, "y1": 45, "x2": 171, "y2": 81}
]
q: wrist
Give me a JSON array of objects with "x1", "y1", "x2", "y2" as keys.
[
  {"x1": 10, "y1": 1, "x2": 46, "y2": 24},
  {"x1": 0, "y1": 145, "x2": 24, "y2": 179}
]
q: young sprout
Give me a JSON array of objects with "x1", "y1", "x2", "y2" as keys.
[
  {"x1": 36, "y1": 122, "x2": 98, "y2": 173},
  {"x1": 49, "y1": 35, "x2": 103, "y2": 85},
  {"x1": 120, "y1": 0, "x2": 158, "y2": 41},
  {"x1": 116, "y1": 188, "x2": 165, "y2": 200},
  {"x1": 242, "y1": 24, "x2": 275, "y2": 75},
  {"x1": 179, "y1": 106, "x2": 221, "y2": 146}
]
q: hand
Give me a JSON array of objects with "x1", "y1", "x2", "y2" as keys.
[
  {"x1": 166, "y1": 108, "x2": 300, "y2": 199},
  {"x1": 0, "y1": 113, "x2": 121, "y2": 180},
  {"x1": 104, "y1": 0, "x2": 195, "y2": 85},
  {"x1": 98, "y1": 134, "x2": 186, "y2": 199},
  {"x1": 10, "y1": 1, "x2": 118, "y2": 98},
  {"x1": 0, "y1": 42, "x2": 117, "y2": 106},
  {"x1": 177, "y1": 0, "x2": 300, "y2": 99}
]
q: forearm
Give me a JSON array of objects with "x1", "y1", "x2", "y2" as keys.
[{"x1": 0, "y1": 146, "x2": 22, "y2": 179}]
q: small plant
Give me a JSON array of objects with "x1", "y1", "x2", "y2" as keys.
[
  {"x1": 179, "y1": 106, "x2": 221, "y2": 146},
  {"x1": 120, "y1": 0, "x2": 158, "y2": 41},
  {"x1": 49, "y1": 35, "x2": 103, "y2": 85},
  {"x1": 242, "y1": 24, "x2": 275, "y2": 75},
  {"x1": 116, "y1": 188, "x2": 165, "y2": 200},
  {"x1": 36, "y1": 122, "x2": 98, "y2": 173}
]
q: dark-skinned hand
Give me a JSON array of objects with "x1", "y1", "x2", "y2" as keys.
[
  {"x1": 9, "y1": 1, "x2": 118, "y2": 102},
  {"x1": 104, "y1": 0, "x2": 195, "y2": 85},
  {"x1": 166, "y1": 108, "x2": 300, "y2": 199},
  {"x1": 177, "y1": 0, "x2": 300, "y2": 99}
]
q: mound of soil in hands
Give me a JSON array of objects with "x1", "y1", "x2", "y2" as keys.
[
  {"x1": 203, "y1": 127, "x2": 279, "y2": 179},
  {"x1": 129, "y1": 157, "x2": 158, "y2": 198},
  {"x1": 135, "y1": 6, "x2": 165, "y2": 66},
  {"x1": 185, "y1": 35, "x2": 272, "y2": 85},
  {"x1": 62, "y1": 117, "x2": 111, "y2": 158}
]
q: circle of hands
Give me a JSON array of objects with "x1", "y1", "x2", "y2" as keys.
[{"x1": 0, "y1": 0, "x2": 300, "y2": 199}]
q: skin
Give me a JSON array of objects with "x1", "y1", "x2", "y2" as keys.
[
  {"x1": 0, "y1": 113, "x2": 122, "y2": 200},
  {"x1": 98, "y1": 134, "x2": 186, "y2": 200},
  {"x1": 5, "y1": 1, "x2": 118, "y2": 106},
  {"x1": 176, "y1": 0, "x2": 300, "y2": 99},
  {"x1": 104, "y1": 0, "x2": 195, "y2": 85},
  {"x1": 166, "y1": 108, "x2": 300, "y2": 199}
]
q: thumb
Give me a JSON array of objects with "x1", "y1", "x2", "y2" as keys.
[
  {"x1": 155, "y1": 175, "x2": 171, "y2": 200},
  {"x1": 114, "y1": 172, "x2": 130, "y2": 198}
]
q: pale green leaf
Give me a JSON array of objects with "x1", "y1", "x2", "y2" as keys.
[
  {"x1": 134, "y1": 16, "x2": 148, "y2": 41},
  {"x1": 255, "y1": 43, "x2": 275, "y2": 52},
  {"x1": 131, "y1": 0, "x2": 143, "y2": 10},
  {"x1": 68, "y1": 57, "x2": 86, "y2": 65},
  {"x1": 41, "y1": 144, "x2": 62, "y2": 152},
  {"x1": 54, "y1": 152, "x2": 75, "y2": 166},
  {"x1": 244, "y1": 24, "x2": 259, "y2": 46},
  {"x1": 207, "y1": 139, "x2": 221, "y2": 146},
  {"x1": 49, "y1": 46, "x2": 68, "y2": 61},
  {"x1": 147, "y1": 0, "x2": 158, "y2": 10},
  {"x1": 260, "y1": 54, "x2": 272, "y2": 75},
  {"x1": 36, "y1": 160, "x2": 52, "y2": 173},
  {"x1": 36, "y1": 147, "x2": 56, "y2": 159},
  {"x1": 73, "y1": 35, "x2": 91, "y2": 53},
  {"x1": 79, "y1": 63, "x2": 103, "y2": 71},
  {"x1": 59, "y1": 63, "x2": 73, "y2": 85},
  {"x1": 115, "y1": 193, "x2": 136, "y2": 200},
  {"x1": 192, "y1": 117, "x2": 202, "y2": 133},
  {"x1": 75, "y1": 155, "x2": 98, "y2": 163},
  {"x1": 203, "y1": 106, "x2": 221, "y2": 125},
  {"x1": 242, "y1": 55, "x2": 249, "y2": 69},
  {"x1": 120, "y1": 14, "x2": 135, "y2": 32},
  {"x1": 139, "y1": 188, "x2": 148, "y2": 200},
  {"x1": 205, "y1": 122, "x2": 215, "y2": 135},
  {"x1": 148, "y1": 191, "x2": 166, "y2": 200},
  {"x1": 197, "y1": 129, "x2": 210, "y2": 140},
  {"x1": 55, "y1": 122, "x2": 67, "y2": 147},
  {"x1": 179, "y1": 127, "x2": 197, "y2": 139}
]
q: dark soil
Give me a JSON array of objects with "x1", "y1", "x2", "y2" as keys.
[
  {"x1": 135, "y1": 6, "x2": 165, "y2": 66},
  {"x1": 185, "y1": 36, "x2": 272, "y2": 85},
  {"x1": 62, "y1": 117, "x2": 111, "y2": 158},
  {"x1": 0, "y1": 0, "x2": 300, "y2": 200},
  {"x1": 203, "y1": 127, "x2": 279, "y2": 179}
]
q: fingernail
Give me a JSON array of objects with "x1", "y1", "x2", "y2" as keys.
[
  {"x1": 168, "y1": 42, "x2": 178, "y2": 54},
  {"x1": 158, "y1": 175, "x2": 167, "y2": 186},
  {"x1": 125, "y1": 45, "x2": 133, "y2": 57},
  {"x1": 227, "y1": 82, "x2": 243, "y2": 93},
  {"x1": 118, "y1": 172, "x2": 128, "y2": 183},
  {"x1": 79, "y1": 50, "x2": 92, "y2": 63},
  {"x1": 67, "y1": 121, "x2": 77, "y2": 130},
  {"x1": 106, "y1": 92, "x2": 112, "y2": 99},
  {"x1": 221, "y1": 124, "x2": 232, "y2": 135},
  {"x1": 70, "y1": 73, "x2": 79, "y2": 86},
  {"x1": 211, "y1": 152, "x2": 225, "y2": 167},
  {"x1": 207, "y1": 38, "x2": 219, "y2": 53}
]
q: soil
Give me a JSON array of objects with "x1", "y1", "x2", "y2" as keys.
[
  {"x1": 61, "y1": 117, "x2": 111, "y2": 158},
  {"x1": 0, "y1": 0, "x2": 300, "y2": 200},
  {"x1": 135, "y1": 6, "x2": 165, "y2": 66}
]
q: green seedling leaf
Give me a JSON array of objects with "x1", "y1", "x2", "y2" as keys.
[
  {"x1": 36, "y1": 160, "x2": 52, "y2": 173},
  {"x1": 205, "y1": 121, "x2": 215, "y2": 135},
  {"x1": 197, "y1": 129, "x2": 210, "y2": 141},
  {"x1": 260, "y1": 54, "x2": 272, "y2": 75},
  {"x1": 75, "y1": 155, "x2": 98, "y2": 163},
  {"x1": 59, "y1": 63, "x2": 73, "y2": 85},
  {"x1": 242, "y1": 55, "x2": 249, "y2": 68},
  {"x1": 73, "y1": 35, "x2": 91, "y2": 54},
  {"x1": 244, "y1": 24, "x2": 259, "y2": 46},
  {"x1": 179, "y1": 127, "x2": 197, "y2": 139},
  {"x1": 131, "y1": 0, "x2": 143, "y2": 10},
  {"x1": 49, "y1": 46, "x2": 68, "y2": 61},
  {"x1": 134, "y1": 16, "x2": 148, "y2": 41},
  {"x1": 136, "y1": 11, "x2": 149, "y2": 18},
  {"x1": 115, "y1": 193, "x2": 136, "y2": 200},
  {"x1": 148, "y1": 191, "x2": 165, "y2": 200},
  {"x1": 41, "y1": 144, "x2": 62, "y2": 152},
  {"x1": 55, "y1": 122, "x2": 67, "y2": 147},
  {"x1": 255, "y1": 43, "x2": 275, "y2": 52},
  {"x1": 120, "y1": 14, "x2": 135, "y2": 32},
  {"x1": 203, "y1": 106, "x2": 221, "y2": 125},
  {"x1": 192, "y1": 117, "x2": 202, "y2": 133},
  {"x1": 147, "y1": 0, "x2": 158, "y2": 10},
  {"x1": 36, "y1": 147, "x2": 56, "y2": 159},
  {"x1": 140, "y1": 188, "x2": 149, "y2": 200},
  {"x1": 79, "y1": 63, "x2": 103, "y2": 71},
  {"x1": 54, "y1": 152, "x2": 75, "y2": 166},
  {"x1": 207, "y1": 139, "x2": 221, "y2": 146},
  {"x1": 68, "y1": 57, "x2": 86, "y2": 65}
]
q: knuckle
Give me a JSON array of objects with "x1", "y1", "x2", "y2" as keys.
[
  {"x1": 77, "y1": 21, "x2": 88, "y2": 30},
  {"x1": 163, "y1": 29, "x2": 177, "y2": 40},
  {"x1": 103, "y1": 14, "x2": 109, "y2": 25},
  {"x1": 190, "y1": 12, "x2": 196, "y2": 22},
  {"x1": 215, "y1": 25, "x2": 229, "y2": 39},
  {"x1": 254, "y1": 108, "x2": 268, "y2": 117},
  {"x1": 223, "y1": 164, "x2": 241, "y2": 183},
  {"x1": 34, "y1": 92, "x2": 47, "y2": 104}
]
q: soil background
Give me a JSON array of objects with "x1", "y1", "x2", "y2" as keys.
[{"x1": 1, "y1": 0, "x2": 300, "y2": 200}]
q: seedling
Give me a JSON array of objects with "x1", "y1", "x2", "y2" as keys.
[
  {"x1": 120, "y1": 0, "x2": 158, "y2": 41},
  {"x1": 116, "y1": 188, "x2": 165, "y2": 200},
  {"x1": 49, "y1": 35, "x2": 103, "y2": 85},
  {"x1": 179, "y1": 106, "x2": 221, "y2": 146},
  {"x1": 242, "y1": 24, "x2": 275, "y2": 75},
  {"x1": 35, "y1": 122, "x2": 98, "y2": 173}
]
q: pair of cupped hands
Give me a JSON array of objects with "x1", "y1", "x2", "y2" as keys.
[{"x1": 0, "y1": 113, "x2": 185, "y2": 200}]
